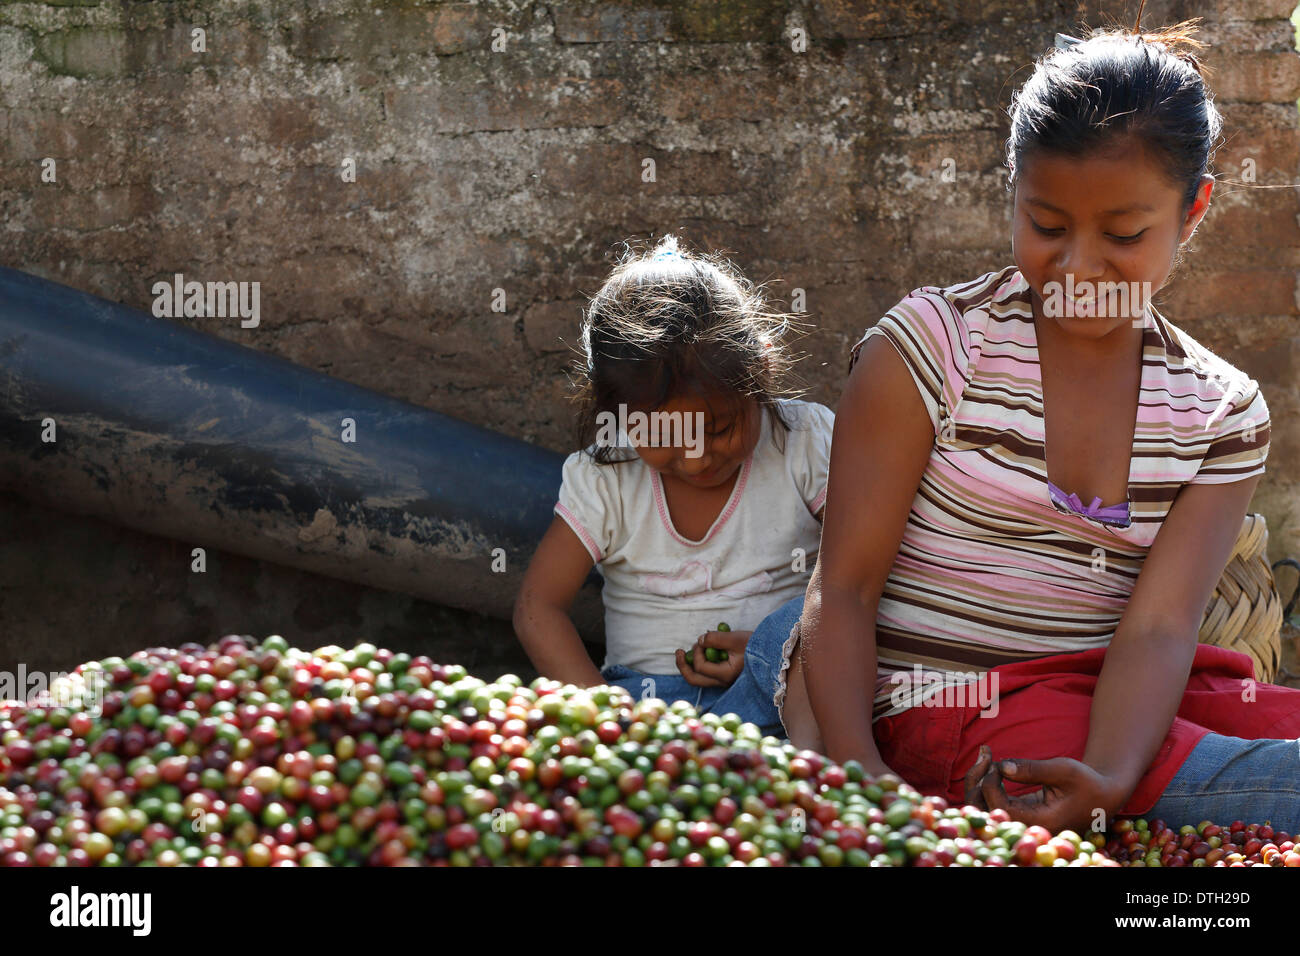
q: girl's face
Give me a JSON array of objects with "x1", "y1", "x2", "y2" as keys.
[
  {"x1": 631, "y1": 391, "x2": 762, "y2": 488},
  {"x1": 1011, "y1": 138, "x2": 1212, "y2": 345}
]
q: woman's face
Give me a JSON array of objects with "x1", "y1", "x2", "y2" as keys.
[
  {"x1": 631, "y1": 391, "x2": 762, "y2": 488},
  {"x1": 1012, "y1": 138, "x2": 1212, "y2": 345}
]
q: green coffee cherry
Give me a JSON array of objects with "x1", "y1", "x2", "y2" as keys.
[
  {"x1": 705, "y1": 624, "x2": 731, "y2": 663},
  {"x1": 686, "y1": 624, "x2": 733, "y2": 669}
]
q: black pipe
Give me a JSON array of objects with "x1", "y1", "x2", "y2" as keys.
[{"x1": 0, "y1": 266, "x2": 603, "y2": 639}]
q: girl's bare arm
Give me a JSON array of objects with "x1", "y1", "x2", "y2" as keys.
[{"x1": 513, "y1": 515, "x2": 606, "y2": 687}]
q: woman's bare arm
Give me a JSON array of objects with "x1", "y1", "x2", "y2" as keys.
[
  {"x1": 1082, "y1": 474, "x2": 1263, "y2": 810},
  {"x1": 966, "y1": 473, "x2": 1266, "y2": 831},
  {"x1": 802, "y1": 335, "x2": 935, "y2": 766},
  {"x1": 513, "y1": 515, "x2": 606, "y2": 687}
]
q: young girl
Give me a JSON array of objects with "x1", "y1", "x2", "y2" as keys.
[
  {"x1": 780, "y1": 22, "x2": 1300, "y2": 833},
  {"x1": 513, "y1": 236, "x2": 830, "y2": 737}
]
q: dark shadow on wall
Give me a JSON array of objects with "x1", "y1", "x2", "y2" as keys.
[{"x1": 0, "y1": 495, "x2": 576, "y2": 681}]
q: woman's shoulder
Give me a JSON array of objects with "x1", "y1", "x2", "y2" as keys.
[
  {"x1": 864, "y1": 266, "x2": 1022, "y2": 352},
  {"x1": 1146, "y1": 313, "x2": 1271, "y2": 487},
  {"x1": 1152, "y1": 312, "x2": 1267, "y2": 417},
  {"x1": 851, "y1": 266, "x2": 1022, "y2": 385},
  {"x1": 898, "y1": 265, "x2": 1024, "y2": 325}
]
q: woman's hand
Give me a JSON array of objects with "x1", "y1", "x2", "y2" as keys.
[
  {"x1": 675, "y1": 629, "x2": 752, "y2": 687},
  {"x1": 962, "y1": 745, "x2": 1128, "y2": 832},
  {"x1": 962, "y1": 745, "x2": 999, "y2": 809}
]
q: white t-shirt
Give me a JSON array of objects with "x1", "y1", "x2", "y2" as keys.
[{"x1": 554, "y1": 399, "x2": 833, "y2": 674}]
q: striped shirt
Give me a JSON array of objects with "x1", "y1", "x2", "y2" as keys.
[{"x1": 853, "y1": 266, "x2": 1271, "y2": 719}]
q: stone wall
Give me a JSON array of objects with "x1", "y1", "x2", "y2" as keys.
[{"x1": 2, "y1": 0, "x2": 1298, "y2": 672}]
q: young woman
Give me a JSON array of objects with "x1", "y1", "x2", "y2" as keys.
[{"x1": 776, "y1": 24, "x2": 1300, "y2": 833}]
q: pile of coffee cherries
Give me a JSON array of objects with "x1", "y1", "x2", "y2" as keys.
[
  {"x1": 0, "y1": 635, "x2": 1283, "y2": 866},
  {"x1": 1103, "y1": 818, "x2": 1300, "y2": 867}
]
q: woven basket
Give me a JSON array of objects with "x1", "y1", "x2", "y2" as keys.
[{"x1": 1198, "y1": 512, "x2": 1285, "y2": 682}]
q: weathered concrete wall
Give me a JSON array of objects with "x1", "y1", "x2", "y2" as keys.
[{"x1": 1, "y1": 0, "x2": 1298, "y2": 669}]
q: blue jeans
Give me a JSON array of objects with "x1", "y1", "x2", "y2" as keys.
[
  {"x1": 600, "y1": 595, "x2": 803, "y2": 740},
  {"x1": 1145, "y1": 732, "x2": 1300, "y2": 832}
]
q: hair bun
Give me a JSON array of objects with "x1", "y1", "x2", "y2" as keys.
[
  {"x1": 1129, "y1": 19, "x2": 1210, "y2": 79},
  {"x1": 1175, "y1": 50, "x2": 1205, "y2": 77},
  {"x1": 1142, "y1": 34, "x2": 1205, "y2": 76}
]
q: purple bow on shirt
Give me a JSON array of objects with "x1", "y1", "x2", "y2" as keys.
[{"x1": 1047, "y1": 480, "x2": 1131, "y2": 526}]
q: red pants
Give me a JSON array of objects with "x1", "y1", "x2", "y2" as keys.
[{"x1": 874, "y1": 643, "x2": 1300, "y2": 815}]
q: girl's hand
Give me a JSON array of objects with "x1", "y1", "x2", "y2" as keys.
[
  {"x1": 962, "y1": 745, "x2": 1127, "y2": 832},
  {"x1": 674, "y1": 629, "x2": 752, "y2": 687}
]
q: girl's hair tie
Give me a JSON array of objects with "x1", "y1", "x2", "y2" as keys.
[{"x1": 651, "y1": 249, "x2": 684, "y2": 262}]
